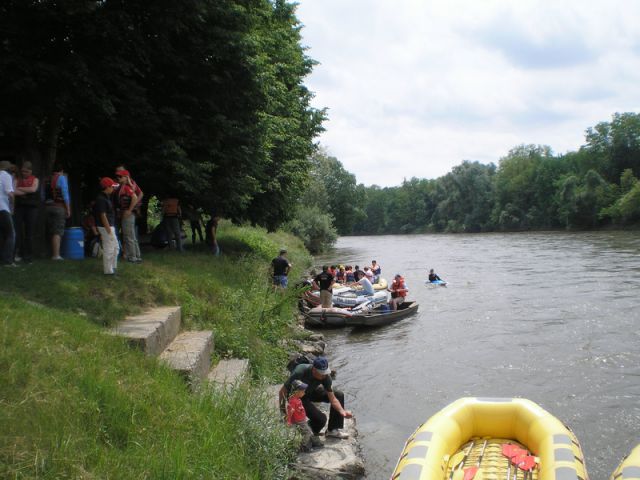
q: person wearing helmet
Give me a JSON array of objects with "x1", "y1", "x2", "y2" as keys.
[{"x1": 279, "y1": 356, "x2": 353, "y2": 440}]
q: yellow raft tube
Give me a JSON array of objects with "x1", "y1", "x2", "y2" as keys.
[
  {"x1": 391, "y1": 397, "x2": 588, "y2": 480},
  {"x1": 611, "y1": 444, "x2": 640, "y2": 480}
]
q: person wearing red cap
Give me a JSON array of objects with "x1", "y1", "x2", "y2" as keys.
[
  {"x1": 93, "y1": 178, "x2": 120, "y2": 275},
  {"x1": 116, "y1": 170, "x2": 141, "y2": 263}
]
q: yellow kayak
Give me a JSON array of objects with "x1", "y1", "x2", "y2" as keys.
[
  {"x1": 610, "y1": 443, "x2": 640, "y2": 480},
  {"x1": 391, "y1": 397, "x2": 588, "y2": 480}
]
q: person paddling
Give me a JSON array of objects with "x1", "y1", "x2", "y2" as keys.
[{"x1": 428, "y1": 269, "x2": 442, "y2": 282}]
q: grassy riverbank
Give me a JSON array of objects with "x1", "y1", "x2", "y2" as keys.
[{"x1": 0, "y1": 222, "x2": 312, "y2": 479}]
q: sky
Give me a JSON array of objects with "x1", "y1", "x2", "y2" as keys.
[{"x1": 294, "y1": 0, "x2": 640, "y2": 187}]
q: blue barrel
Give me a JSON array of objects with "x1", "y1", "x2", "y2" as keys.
[{"x1": 61, "y1": 227, "x2": 85, "y2": 260}]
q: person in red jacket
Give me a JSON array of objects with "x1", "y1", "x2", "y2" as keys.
[
  {"x1": 286, "y1": 380, "x2": 322, "y2": 451},
  {"x1": 389, "y1": 274, "x2": 409, "y2": 310}
]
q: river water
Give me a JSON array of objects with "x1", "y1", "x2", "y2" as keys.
[{"x1": 316, "y1": 231, "x2": 640, "y2": 480}]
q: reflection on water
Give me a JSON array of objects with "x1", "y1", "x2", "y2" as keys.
[{"x1": 316, "y1": 231, "x2": 640, "y2": 480}]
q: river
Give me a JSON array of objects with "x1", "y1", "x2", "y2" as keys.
[{"x1": 316, "y1": 231, "x2": 640, "y2": 480}]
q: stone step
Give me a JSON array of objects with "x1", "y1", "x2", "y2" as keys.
[
  {"x1": 208, "y1": 358, "x2": 250, "y2": 389},
  {"x1": 294, "y1": 417, "x2": 364, "y2": 479},
  {"x1": 112, "y1": 306, "x2": 181, "y2": 356},
  {"x1": 159, "y1": 330, "x2": 214, "y2": 387}
]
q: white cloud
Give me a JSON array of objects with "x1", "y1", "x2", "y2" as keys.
[{"x1": 295, "y1": 0, "x2": 640, "y2": 186}]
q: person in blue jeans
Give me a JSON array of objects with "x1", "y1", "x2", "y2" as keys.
[{"x1": 271, "y1": 249, "x2": 291, "y2": 288}]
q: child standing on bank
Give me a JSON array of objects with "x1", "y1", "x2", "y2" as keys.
[{"x1": 287, "y1": 380, "x2": 322, "y2": 451}]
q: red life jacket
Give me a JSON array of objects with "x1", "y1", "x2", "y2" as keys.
[
  {"x1": 16, "y1": 175, "x2": 40, "y2": 207},
  {"x1": 391, "y1": 277, "x2": 408, "y2": 298},
  {"x1": 118, "y1": 184, "x2": 135, "y2": 211},
  {"x1": 44, "y1": 173, "x2": 65, "y2": 205}
]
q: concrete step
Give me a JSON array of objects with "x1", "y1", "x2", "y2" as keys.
[
  {"x1": 208, "y1": 358, "x2": 250, "y2": 389},
  {"x1": 112, "y1": 306, "x2": 181, "y2": 356},
  {"x1": 159, "y1": 330, "x2": 214, "y2": 387}
]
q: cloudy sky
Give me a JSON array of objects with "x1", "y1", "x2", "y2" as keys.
[{"x1": 294, "y1": 0, "x2": 640, "y2": 187}]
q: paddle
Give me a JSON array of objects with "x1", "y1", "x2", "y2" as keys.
[
  {"x1": 463, "y1": 467, "x2": 478, "y2": 480},
  {"x1": 450, "y1": 441, "x2": 475, "y2": 480},
  {"x1": 502, "y1": 444, "x2": 527, "y2": 480},
  {"x1": 463, "y1": 439, "x2": 488, "y2": 480},
  {"x1": 515, "y1": 455, "x2": 537, "y2": 480}
]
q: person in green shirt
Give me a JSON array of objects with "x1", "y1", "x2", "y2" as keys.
[{"x1": 279, "y1": 357, "x2": 352, "y2": 439}]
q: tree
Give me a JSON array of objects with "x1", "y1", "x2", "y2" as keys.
[
  {"x1": 584, "y1": 112, "x2": 640, "y2": 182},
  {"x1": 0, "y1": 0, "x2": 324, "y2": 231}
]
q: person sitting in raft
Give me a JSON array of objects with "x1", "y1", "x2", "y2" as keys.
[
  {"x1": 279, "y1": 357, "x2": 353, "y2": 440},
  {"x1": 371, "y1": 260, "x2": 382, "y2": 283},
  {"x1": 388, "y1": 274, "x2": 408, "y2": 310},
  {"x1": 353, "y1": 265, "x2": 365, "y2": 282},
  {"x1": 345, "y1": 265, "x2": 355, "y2": 283},
  {"x1": 287, "y1": 379, "x2": 323, "y2": 451},
  {"x1": 428, "y1": 269, "x2": 442, "y2": 282},
  {"x1": 358, "y1": 274, "x2": 375, "y2": 296},
  {"x1": 335, "y1": 265, "x2": 345, "y2": 284},
  {"x1": 363, "y1": 266, "x2": 374, "y2": 282}
]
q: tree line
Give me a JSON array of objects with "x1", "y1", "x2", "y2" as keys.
[
  {"x1": 300, "y1": 113, "x2": 640, "y2": 247},
  {"x1": 0, "y1": 0, "x2": 323, "y2": 230}
]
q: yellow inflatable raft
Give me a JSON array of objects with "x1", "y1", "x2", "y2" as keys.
[
  {"x1": 611, "y1": 444, "x2": 640, "y2": 480},
  {"x1": 391, "y1": 397, "x2": 588, "y2": 480},
  {"x1": 373, "y1": 278, "x2": 388, "y2": 290}
]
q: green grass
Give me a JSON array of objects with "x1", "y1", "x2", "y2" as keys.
[
  {"x1": 0, "y1": 221, "x2": 312, "y2": 379},
  {"x1": 0, "y1": 222, "x2": 313, "y2": 479}
]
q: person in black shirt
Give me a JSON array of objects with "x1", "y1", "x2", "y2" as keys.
[
  {"x1": 428, "y1": 269, "x2": 442, "y2": 282},
  {"x1": 353, "y1": 265, "x2": 365, "y2": 282},
  {"x1": 312, "y1": 265, "x2": 335, "y2": 308},
  {"x1": 271, "y1": 249, "x2": 291, "y2": 288},
  {"x1": 94, "y1": 178, "x2": 120, "y2": 275}
]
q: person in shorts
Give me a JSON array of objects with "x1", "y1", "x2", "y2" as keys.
[
  {"x1": 271, "y1": 249, "x2": 291, "y2": 288},
  {"x1": 44, "y1": 164, "x2": 70, "y2": 260}
]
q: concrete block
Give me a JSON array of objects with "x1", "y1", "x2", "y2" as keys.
[
  {"x1": 160, "y1": 330, "x2": 214, "y2": 387},
  {"x1": 208, "y1": 358, "x2": 250, "y2": 388},
  {"x1": 112, "y1": 306, "x2": 181, "y2": 356}
]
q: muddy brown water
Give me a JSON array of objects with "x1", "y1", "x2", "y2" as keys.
[{"x1": 316, "y1": 231, "x2": 640, "y2": 480}]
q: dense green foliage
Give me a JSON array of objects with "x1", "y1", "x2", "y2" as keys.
[
  {"x1": 346, "y1": 113, "x2": 640, "y2": 234},
  {"x1": 0, "y1": 0, "x2": 323, "y2": 229},
  {"x1": 0, "y1": 223, "x2": 311, "y2": 478}
]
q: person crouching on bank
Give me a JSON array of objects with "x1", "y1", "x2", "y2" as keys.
[{"x1": 279, "y1": 357, "x2": 352, "y2": 440}]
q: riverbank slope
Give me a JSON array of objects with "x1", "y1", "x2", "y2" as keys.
[{"x1": 1, "y1": 222, "x2": 312, "y2": 479}]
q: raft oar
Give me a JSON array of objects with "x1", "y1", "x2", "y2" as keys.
[
  {"x1": 463, "y1": 440, "x2": 488, "y2": 480},
  {"x1": 463, "y1": 467, "x2": 478, "y2": 480},
  {"x1": 502, "y1": 444, "x2": 527, "y2": 480},
  {"x1": 516, "y1": 455, "x2": 537, "y2": 480},
  {"x1": 450, "y1": 440, "x2": 475, "y2": 480}
]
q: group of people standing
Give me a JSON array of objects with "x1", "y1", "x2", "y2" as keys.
[
  {"x1": 0, "y1": 160, "x2": 73, "y2": 266},
  {"x1": 0, "y1": 159, "x2": 223, "y2": 272},
  {"x1": 93, "y1": 169, "x2": 145, "y2": 275}
]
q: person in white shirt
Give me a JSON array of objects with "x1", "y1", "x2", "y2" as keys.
[
  {"x1": 0, "y1": 161, "x2": 16, "y2": 266},
  {"x1": 357, "y1": 275, "x2": 375, "y2": 296}
]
